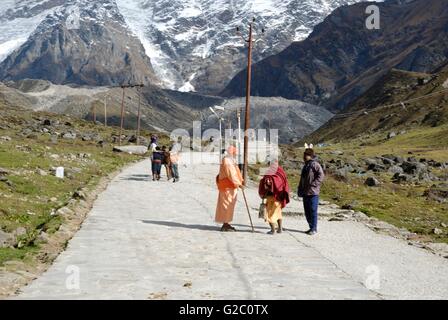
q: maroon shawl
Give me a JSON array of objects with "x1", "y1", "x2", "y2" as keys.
[{"x1": 258, "y1": 163, "x2": 290, "y2": 208}]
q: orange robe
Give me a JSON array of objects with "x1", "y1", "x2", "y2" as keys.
[{"x1": 215, "y1": 156, "x2": 243, "y2": 224}]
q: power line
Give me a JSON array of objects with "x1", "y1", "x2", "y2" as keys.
[{"x1": 332, "y1": 87, "x2": 448, "y2": 119}]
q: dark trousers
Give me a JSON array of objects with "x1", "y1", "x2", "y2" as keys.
[
  {"x1": 171, "y1": 163, "x2": 179, "y2": 180},
  {"x1": 152, "y1": 161, "x2": 162, "y2": 175},
  {"x1": 303, "y1": 195, "x2": 319, "y2": 232}
]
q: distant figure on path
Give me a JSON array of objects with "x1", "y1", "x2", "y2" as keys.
[
  {"x1": 258, "y1": 160, "x2": 290, "y2": 235},
  {"x1": 298, "y1": 144, "x2": 325, "y2": 235},
  {"x1": 151, "y1": 146, "x2": 164, "y2": 181},
  {"x1": 162, "y1": 146, "x2": 172, "y2": 180},
  {"x1": 215, "y1": 146, "x2": 244, "y2": 232},
  {"x1": 149, "y1": 134, "x2": 158, "y2": 152},
  {"x1": 170, "y1": 145, "x2": 180, "y2": 183}
]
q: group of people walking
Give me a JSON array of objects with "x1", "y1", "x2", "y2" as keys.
[
  {"x1": 215, "y1": 144, "x2": 324, "y2": 235},
  {"x1": 150, "y1": 135, "x2": 181, "y2": 183}
]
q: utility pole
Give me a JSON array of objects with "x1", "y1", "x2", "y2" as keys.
[
  {"x1": 119, "y1": 83, "x2": 145, "y2": 146},
  {"x1": 237, "y1": 107, "x2": 242, "y2": 170},
  {"x1": 92, "y1": 104, "x2": 96, "y2": 124},
  {"x1": 237, "y1": 18, "x2": 264, "y2": 185},
  {"x1": 119, "y1": 86, "x2": 126, "y2": 145},
  {"x1": 136, "y1": 84, "x2": 144, "y2": 145},
  {"x1": 104, "y1": 94, "x2": 108, "y2": 127}
]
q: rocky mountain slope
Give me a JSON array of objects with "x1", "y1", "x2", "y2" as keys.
[
  {"x1": 222, "y1": 0, "x2": 448, "y2": 110},
  {"x1": 116, "y1": 0, "x2": 363, "y2": 94},
  {"x1": 202, "y1": 97, "x2": 333, "y2": 143},
  {"x1": 304, "y1": 61, "x2": 448, "y2": 143},
  {"x1": 0, "y1": 79, "x2": 332, "y2": 142},
  {"x1": 0, "y1": 0, "x2": 159, "y2": 86},
  {"x1": 0, "y1": 0, "x2": 364, "y2": 93}
]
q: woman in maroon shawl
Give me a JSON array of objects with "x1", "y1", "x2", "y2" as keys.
[{"x1": 258, "y1": 160, "x2": 290, "y2": 234}]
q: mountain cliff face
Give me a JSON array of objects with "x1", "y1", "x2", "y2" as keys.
[
  {"x1": 0, "y1": 0, "x2": 159, "y2": 86},
  {"x1": 116, "y1": 0, "x2": 362, "y2": 94},
  {"x1": 0, "y1": 0, "x2": 364, "y2": 93},
  {"x1": 222, "y1": 0, "x2": 448, "y2": 110},
  {"x1": 304, "y1": 62, "x2": 448, "y2": 143}
]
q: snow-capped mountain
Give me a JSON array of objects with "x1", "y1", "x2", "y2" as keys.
[
  {"x1": 0, "y1": 0, "x2": 363, "y2": 93},
  {"x1": 0, "y1": 0, "x2": 159, "y2": 86},
  {"x1": 115, "y1": 0, "x2": 363, "y2": 94}
]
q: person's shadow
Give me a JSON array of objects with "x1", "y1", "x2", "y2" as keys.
[
  {"x1": 141, "y1": 220, "x2": 263, "y2": 234},
  {"x1": 121, "y1": 174, "x2": 151, "y2": 182}
]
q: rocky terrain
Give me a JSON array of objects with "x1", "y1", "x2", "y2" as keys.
[
  {"x1": 305, "y1": 62, "x2": 448, "y2": 143},
  {"x1": 0, "y1": 0, "x2": 364, "y2": 94},
  {"x1": 0, "y1": 0, "x2": 159, "y2": 86},
  {"x1": 0, "y1": 99, "x2": 172, "y2": 296},
  {"x1": 222, "y1": 0, "x2": 448, "y2": 110},
  {"x1": 202, "y1": 97, "x2": 333, "y2": 143},
  {"x1": 0, "y1": 79, "x2": 332, "y2": 142}
]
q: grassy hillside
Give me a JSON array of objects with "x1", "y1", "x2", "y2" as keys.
[
  {"x1": 306, "y1": 66, "x2": 448, "y2": 143},
  {"x1": 0, "y1": 102, "x2": 168, "y2": 267},
  {"x1": 282, "y1": 125, "x2": 448, "y2": 243}
]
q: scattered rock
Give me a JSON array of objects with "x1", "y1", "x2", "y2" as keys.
[
  {"x1": 0, "y1": 167, "x2": 10, "y2": 175},
  {"x1": 0, "y1": 136, "x2": 12, "y2": 141},
  {"x1": 0, "y1": 230, "x2": 14, "y2": 248},
  {"x1": 36, "y1": 168, "x2": 48, "y2": 176},
  {"x1": 388, "y1": 165, "x2": 404, "y2": 175},
  {"x1": 36, "y1": 231, "x2": 50, "y2": 244},
  {"x1": 62, "y1": 132, "x2": 76, "y2": 140},
  {"x1": 113, "y1": 145, "x2": 148, "y2": 155},
  {"x1": 13, "y1": 227, "x2": 27, "y2": 238},
  {"x1": 365, "y1": 177, "x2": 380, "y2": 187},
  {"x1": 330, "y1": 150, "x2": 344, "y2": 155},
  {"x1": 392, "y1": 173, "x2": 416, "y2": 184},
  {"x1": 73, "y1": 190, "x2": 87, "y2": 200},
  {"x1": 55, "y1": 207, "x2": 74, "y2": 216},
  {"x1": 423, "y1": 187, "x2": 448, "y2": 203},
  {"x1": 387, "y1": 132, "x2": 397, "y2": 139},
  {"x1": 441, "y1": 223, "x2": 447, "y2": 228},
  {"x1": 433, "y1": 228, "x2": 443, "y2": 235}
]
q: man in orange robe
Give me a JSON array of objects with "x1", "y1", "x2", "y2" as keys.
[{"x1": 215, "y1": 146, "x2": 244, "y2": 232}]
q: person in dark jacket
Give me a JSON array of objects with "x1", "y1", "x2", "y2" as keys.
[
  {"x1": 151, "y1": 146, "x2": 164, "y2": 181},
  {"x1": 298, "y1": 145, "x2": 325, "y2": 235}
]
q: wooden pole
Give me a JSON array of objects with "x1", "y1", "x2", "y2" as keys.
[
  {"x1": 136, "y1": 85, "x2": 142, "y2": 145},
  {"x1": 104, "y1": 95, "x2": 107, "y2": 127},
  {"x1": 119, "y1": 86, "x2": 125, "y2": 145},
  {"x1": 241, "y1": 188, "x2": 255, "y2": 233},
  {"x1": 242, "y1": 22, "x2": 253, "y2": 186}
]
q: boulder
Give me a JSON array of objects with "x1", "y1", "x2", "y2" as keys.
[
  {"x1": 392, "y1": 173, "x2": 416, "y2": 184},
  {"x1": 365, "y1": 177, "x2": 381, "y2": 187},
  {"x1": 0, "y1": 230, "x2": 14, "y2": 248},
  {"x1": 113, "y1": 145, "x2": 148, "y2": 155},
  {"x1": 424, "y1": 187, "x2": 448, "y2": 203},
  {"x1": 0, "y1": 136, "x2": 12, "y2": 141},
  {"x1": 368, "y1": 163, "x2": 386, "y2": 172},
  {"x1": 387, "y1": 132, "x2": 397, "y2": 139},
  {"x1": 63, "y1": 132, "x2": 77, "y2": 140},
  {"x1": 401, "y1": 161, "x2": 428, "y2": 175},
  {"x1": 388, "y1": 165, "x2": 404, "y2": 175}
]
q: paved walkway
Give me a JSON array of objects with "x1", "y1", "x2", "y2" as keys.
[{"x1": 17, "y1": 153, "x2": 448, "y2": 299}]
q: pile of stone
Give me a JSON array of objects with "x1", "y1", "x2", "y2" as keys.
[{"x1": 324, "y1": 153, "x2": 446, "y2": 185}]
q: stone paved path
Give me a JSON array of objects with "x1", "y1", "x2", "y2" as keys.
[{"x1": 17, "y1": 153, "x2": 448, "y2": 299}]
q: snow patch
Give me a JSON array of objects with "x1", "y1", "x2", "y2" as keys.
[{"x1": 0, "y1": 37, "x2": 28, "y2": 62}]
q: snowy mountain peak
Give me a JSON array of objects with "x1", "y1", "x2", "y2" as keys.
[{"x1": 1, "y1": 0, "x2": 365, "y2": 92}]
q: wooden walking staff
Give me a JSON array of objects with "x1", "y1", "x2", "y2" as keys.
[{"x1": 241, "y1": 188, "x2": 255, "y2": 233}]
